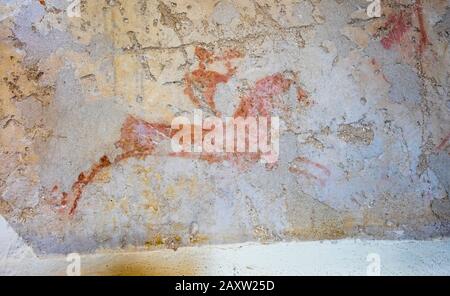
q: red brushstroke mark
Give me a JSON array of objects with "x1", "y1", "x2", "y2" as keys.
[
  {"x1": 60, "y1": 73, "x2": 299, "y2": 214},
  {"x1": 114, "y1": 116, "x2": 173, "y2": 162},
  {"x1": 415, "y1": 0, "x2": 429, "y2": 54},
  {"x1": 51, "y1": 185, "x2": 59, "y2": 193},
  {"x1": 436, "y1": 133, "x2": 450, "y2": 151},
  {"x1": 65, "y1": 155, "x2": 112, "y2": 215},
  {"x1": 234, "y1": 74, "x2": 293, "y2": 118},
  {"x1": 60, "y1": 117, "x2": 215, "y2": 214},
  {"x1": 380, "y1": 11, "x2": 411, "y2": 50},
  {"x1": 61, "y1": 192, "x2": 68, "y2": 207},
  {"x1": 46, "y1": 185, "x2": 68, "y2": 213},
  {"x1": 166, "y1": 74, "x2": 296, "y2": 169},
  {"x1": 380, "y1": 1, "x2": 430, "y2": 55},
  {"x1": 297, "y1": 88, "x2": 308, "y2": 102},
  {"x1": 179, "y1": 73, "x2": 300, "y2": 167},
  {"x1": 57, "y1": 46, "x2": 314, "y2": 215},
  {"x1": 296, "y1": 87, "x2": 310, "y2": 106},
  {"x1": 184, "y1": 47, "x2": 242, "y2": 116},
  {"x1": 289, "y1": 167, "x2": 326, "y2": 186},
  {"x1": 38, "y1": 0, "x2": 46, "y2": 6},
  {"x1": 296, "y1": 157, "x2": 331, "y2": 176},
  {"x1": 289, "y1": 157, "x2": 331, "y2": 186},
  {"x1": 58, "y1": 117, "x2": 176, "y2": 215}
]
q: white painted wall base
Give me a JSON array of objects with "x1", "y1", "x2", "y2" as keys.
[{"x1": 1, "y1": 216, "x2": 449, "y2": 276}]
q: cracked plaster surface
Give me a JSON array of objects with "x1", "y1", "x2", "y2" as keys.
[{"x1": 0, "y1": 0, "x2": 449, "y2": 254}]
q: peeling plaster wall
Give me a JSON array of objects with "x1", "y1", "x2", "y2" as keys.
[{"x1": 0, "y1": 0, "x2": 449, "y2": 255}]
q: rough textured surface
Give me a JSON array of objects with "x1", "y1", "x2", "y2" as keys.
[
  {"x1": 0, "y1": 0, "x2": 449, "y2": 255},
  {"x1": 1, "y1": 216, "x2": 450, "y2": 276}
]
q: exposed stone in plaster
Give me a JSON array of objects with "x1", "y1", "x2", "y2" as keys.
[{"x1": 0, "y1": 0, "x2": 449, "y2": 254}]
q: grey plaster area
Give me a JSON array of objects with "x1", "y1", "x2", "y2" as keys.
[{"x1": 0, "y1": 0, "x2": 449, "y2": 254}]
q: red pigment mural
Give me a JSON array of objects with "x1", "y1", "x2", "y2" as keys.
[
  {"x1": 289, "y1": 157, "x2": 331, "y2": 187},
  {"x1": 380, "y1": 0, "x2": 429, "y2": 55},
  {"x1": 184, "y1": 47, "x2": 242, "y2": 116},
  {"x1": 51, "y1": 47, "x2": 313, "y2": 215}
]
